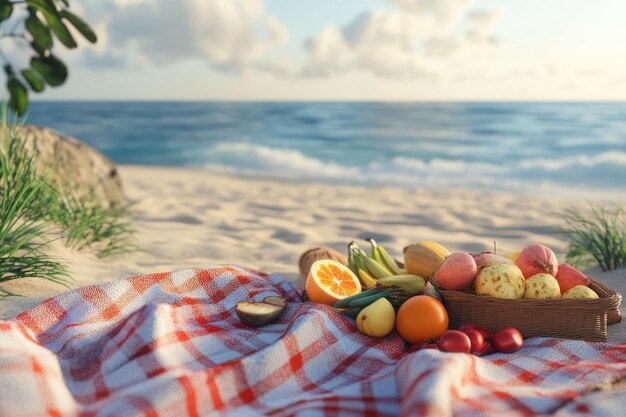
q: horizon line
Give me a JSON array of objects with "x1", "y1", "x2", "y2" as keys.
[{"x1": 29, "y1": 98, "x2": 626, "y2": 104}]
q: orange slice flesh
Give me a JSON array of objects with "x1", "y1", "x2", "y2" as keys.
[{"x1": 306, "y1": 259, "x2": 361, "y2": 305}]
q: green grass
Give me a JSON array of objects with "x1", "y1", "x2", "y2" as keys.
[
  {"x1": 49, "y1": 188, "x2": 134, "y2": 258},
  {"x1": 561, "y1": 203, "x2": 626, "y2": 271},
  {"x1": 0, "y1": 110, "x2": 134, "y2": 295},
  {"x1": 0, "y1": 122, "x2": 70, "y2": 294}
]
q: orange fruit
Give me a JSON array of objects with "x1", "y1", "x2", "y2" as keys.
[
  {"x1": 306, "y1": 259, "x2": 361, "y2": 305},
  {"x1": 396, "y1": 295, "x2": 448, "y2": 344}
]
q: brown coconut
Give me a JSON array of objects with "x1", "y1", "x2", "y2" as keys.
[{"x1": 298, "y1": 247, "x2": 347, "y2": 281}]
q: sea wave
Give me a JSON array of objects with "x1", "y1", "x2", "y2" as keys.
[
  {"x1": 207, "y1": 142, "x2": 360, "y2": 178},
  {"x1": 203, "y1": 142, "x2": 626, "y2": 197}
]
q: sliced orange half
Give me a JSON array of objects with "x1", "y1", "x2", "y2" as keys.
[{"x1": 306, "y1": 259, "x2": 361, "y2": 305}]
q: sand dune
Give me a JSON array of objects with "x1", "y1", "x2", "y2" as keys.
[{"x1": 0, "y1": 165, "x2": 622, "y2": 339}]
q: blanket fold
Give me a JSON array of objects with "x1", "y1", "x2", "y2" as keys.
[{"x1": 0, "y1": 266, "x2": 624, "y2": 417}]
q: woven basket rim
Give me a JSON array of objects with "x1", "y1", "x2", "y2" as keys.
[
  {"x1": 430, "y1": 272, "x2": 621, "y2": 341},
  {"x1": 430, "y1": 274, "x2": 621, "y2": 307}
]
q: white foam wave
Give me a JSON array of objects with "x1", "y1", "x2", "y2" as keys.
[
  {"x1": 209, "y1": 142, "x2": 360, "y2": 178},
  {"x1": 517, "y1": 151, "x2": 626, "y2": 170},
  {"x1": 203, "y1": 142, "x2": 626, "y2": 197}
]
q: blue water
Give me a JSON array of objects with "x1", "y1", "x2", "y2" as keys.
[{"x1": 27, "y1": 101, "x2": 626, "y2": 196}]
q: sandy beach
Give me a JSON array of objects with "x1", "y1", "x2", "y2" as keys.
[{"x1": 1, "y1": 165, "x2": 623, "y2": 339}]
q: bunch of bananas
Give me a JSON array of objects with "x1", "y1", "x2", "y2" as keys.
[{"x1": 338, "y1": 239, "x2": 426, "y2": 318}]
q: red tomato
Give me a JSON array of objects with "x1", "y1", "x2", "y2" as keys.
[
  {"x1": 474, "y1": 326, "x2": 493, "y2": 340},
  {"x1": 492, "y1": 328, "x2": 524, "y2": 353},
  {"x1": 438, "y1": 330, "x2": 471, "y2": 354},
  {"x1": 458, "y1": 323, "x2": 493, "y2": 340},
  {"x1": 458, "y1": 323, "x2": 476, "y2": 333},
  {"x1": 464, "y1": 329, "x2": 487, "y2": 355},
  {"x1": 477, "y1": 342, "x2": 497, "y2": 356}
]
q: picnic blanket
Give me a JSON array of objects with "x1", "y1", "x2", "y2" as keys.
[{"x1": 1, "y1": 266, "x2": 625, "y2": 417}]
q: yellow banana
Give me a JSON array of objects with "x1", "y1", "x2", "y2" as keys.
[
  {"x1": 377, "y1": 274, "x2": 426, "y2": 293},
  {"x1": 357, "y1": 268, "x2": 378, "y2": 289},
  {"x1": 368, "y1": 238, "x2": 403, "y2": 275},
  {"x1": 350, "y1": 243, "x2": 378, "y2": 288},
  {"x1": 353, "y1": 245, "x2": 393, "y2": 278}
]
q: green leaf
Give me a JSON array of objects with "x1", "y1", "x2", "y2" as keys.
[
  {"x1": 8, "y1": 78, "x2": 29, "y2": 116},
  {"x1": 26, "y1": 14, "x2": 53, "y2": 55},
  {"x1": 3, "y1": 64, "x2": 13, "y2": 77},
  {"x1": 60, "y1": 0, "x2": 69, "y2": 7},
  {"x1": 61, "y1": 10, "x2": 97, "y2": 43},
  {"x1": 21, "y1": 69, "x2": 45, "y2": 92},
  {"x1": 0, "y1": 0, "x2": 12, "y2": 22},
  {"x1": 41, "y1": 10, "x2": 77, "y2": 48},
  {"x1": 25, "y1": 0, "x2": 56, "y2": 13},
  {"x1": 31, "y1": 55, "x2": 68, "y2": 86}
]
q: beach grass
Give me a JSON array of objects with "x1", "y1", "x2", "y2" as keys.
[
  {"x1": 48, "y1": 188, "x2": 134, "y2": 258},
  {"x1": 0, "y1": 110, "x2": 134, "y2": 294},
  {"x1": 562, "y1": 203, "x2": 626, "y2": 271},
  {"x1": 0, "y1": 122, "x2": 70, "y2": 294}
]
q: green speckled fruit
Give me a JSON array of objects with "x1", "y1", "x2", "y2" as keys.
[
  {"x1": 562, "y1": 285, "x2": 599, "y2": 299},
  {"x1": 524, "y1": 273, "x2": 561, "y2": 299},
  {"x1": 475, "y1": 264, "x2": 525, "y2": 299}
]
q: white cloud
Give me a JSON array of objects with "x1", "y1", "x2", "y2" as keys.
[
  {"x1": 465, "y1": 9, "x2": 504, "y2": 44},
  {"x1": 266, "y1": 15, "x2": 289, "y2": 44},
  {"x1": 302, "y1": 0, "x2": 503, "y2": 79},
  {"x1": 423, "y1": 37, "x2": 461, "y2": 58},
  {"x1": 303, "y1": 27, "x2": 350, "y2": 76},
  {"x1": 74, "y1": 0, "x2": 503, "y2": 81},
  {"x1": 303, "y1": 10, "x2": 437, "y2": 79},
  {"x1": 388, "y1": 0, "x2": 474, "y2": 29},
  {"x1": 84, "y1": 0, "x2": 289, "y2": 73}
]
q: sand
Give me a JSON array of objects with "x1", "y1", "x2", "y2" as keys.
[{"x1": 0, "y1": 165, "x2": 623, "y2": 340}]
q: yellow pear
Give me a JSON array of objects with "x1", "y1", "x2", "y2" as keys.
[{"x1": 356, "y1": 298, "x2": 395, "y2": 337}]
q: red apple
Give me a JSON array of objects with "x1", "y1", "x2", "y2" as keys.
[
  {"x1": 555, "y1": 263, "x2": 591, "y2": 293},
  {"x1": 515, "y1": 243, "x2": 558, "y2": 278}
]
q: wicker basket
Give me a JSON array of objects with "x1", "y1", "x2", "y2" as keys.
[{"x1": 431, "y1": 276, "x2": 622, "y2": 342}]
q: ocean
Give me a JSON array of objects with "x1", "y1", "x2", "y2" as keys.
[{"x1": 27, "y1": 101, "x2": 626, "y2": 197}]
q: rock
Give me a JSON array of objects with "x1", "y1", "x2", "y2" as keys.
[{"x1": 15, "y1": 124, "x2": 125, "y2": 208}]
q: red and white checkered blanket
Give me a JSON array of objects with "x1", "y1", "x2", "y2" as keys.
[{"x1": 1, "y1": 265, "x2": 625, "y2": 417}]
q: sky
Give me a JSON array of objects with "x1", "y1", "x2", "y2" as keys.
[{"x1": 8, "y1": 0, "x2": 626, "y2": 101}]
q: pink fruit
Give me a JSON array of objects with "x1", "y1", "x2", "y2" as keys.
[
  {"x1": 555, "y1": 263, "x2": 591, "y2": 293},
  {"x1": 473, "y1": 252, "x2": 514, "y2": 268},
  {"x1": 434, "y1": 252, "x2": 478, "y2": 291},
  {"x1": 515, "y1": 243, "x2": 558, "y2": 279}
]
